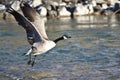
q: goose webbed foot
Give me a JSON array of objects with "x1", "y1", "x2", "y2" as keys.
[
  {"x1": 27, "y1": 60, "x2": 36, "y2": 67},
  {"x1": 27, "y1": 55, "x2": 37, "y2": 67},
  {"x1": 31, "y1": 61, "x2": 36, "y2": 67},
  {"x1": 27, "y1": 60, "x2": 32, "y2": 65}
]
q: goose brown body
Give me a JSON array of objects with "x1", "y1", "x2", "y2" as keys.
[{"x1": 7, "y1": 1, "x2": 71, "y2": 66}]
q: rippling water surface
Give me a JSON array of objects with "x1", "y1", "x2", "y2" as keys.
[{"x1": 0, "y1": 15, "x2": 120, "y2": 80}]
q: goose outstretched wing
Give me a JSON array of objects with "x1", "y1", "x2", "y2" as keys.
[
  {"x1": 7, "y1": 7, "x2": 43, "y2": 45},
  {"x1": 20, "y1": 2, "x2": 48, "y2": 40}
]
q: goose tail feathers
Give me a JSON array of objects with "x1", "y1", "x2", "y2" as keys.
[{"x1": 23, "y1": 49, "x2": 32, "y2": 56}]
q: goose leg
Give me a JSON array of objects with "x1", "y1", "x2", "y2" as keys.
[
  {"x1": 27, "y1": 54, "x2": 32, "y2": 65},
  {"x1": 31, "y1": 55, "x2": 37, "y2": 67}
]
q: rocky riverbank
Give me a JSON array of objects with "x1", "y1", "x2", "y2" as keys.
[{"x1": 0, "y1": 0, "x2": 120, "y2": 18}]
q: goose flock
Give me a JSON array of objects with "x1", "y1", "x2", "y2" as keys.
[{"x1": 6, "y1": 1, "x2": 71, "y2": 66}]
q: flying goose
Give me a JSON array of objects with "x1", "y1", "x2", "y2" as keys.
[{"x1": 7, "y1": 2, "x2": 71, "y2": 66}]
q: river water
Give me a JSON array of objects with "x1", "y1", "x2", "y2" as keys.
[{"x1": 0, "y1": 15, "x2": 120, "y2": 80}]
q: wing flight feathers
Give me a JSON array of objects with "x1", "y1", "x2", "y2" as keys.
[
  {"x1": 20, "y1": 2, "x2": 49, "y2": 40},
  {"x1": 7, "y1": 7, "x2": 43, "y2": 44}
]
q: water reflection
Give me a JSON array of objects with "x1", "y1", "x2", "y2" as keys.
[
  {"x1": 0, "y1": 15, "x2": 120, "y2": 80},
  {"x1": 46, "y1": 15, "x2": 120, "y2": 31}
]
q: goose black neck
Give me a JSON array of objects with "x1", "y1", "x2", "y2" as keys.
[{"x1": 54, "y1": 36, "x2": 64, "y2": 43}]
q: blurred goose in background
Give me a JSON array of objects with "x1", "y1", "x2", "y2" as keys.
[{"x1": 7, "y1": 2, "x2": 71, "y2": 67}]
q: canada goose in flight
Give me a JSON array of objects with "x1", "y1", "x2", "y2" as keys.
[{"x1": 7, "y1": 2, "x2": 71, "y2": 66}]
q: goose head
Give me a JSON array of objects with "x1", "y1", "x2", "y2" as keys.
[
  {"x1": 62, "y1": 34, "x2": 71, "y2": 39},
  {"x1": 54, "y1": 34, "x2": 71, "y2": 43}
]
